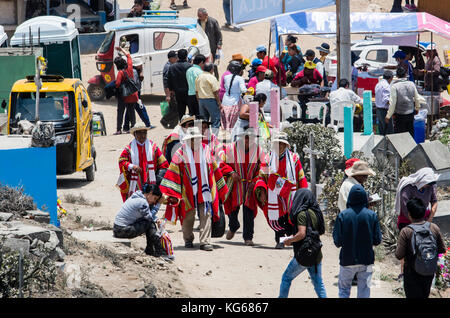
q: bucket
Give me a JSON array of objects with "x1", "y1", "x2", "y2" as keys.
[{"x1": 413, "y1": 119, "x2": 426, "y2": 144}]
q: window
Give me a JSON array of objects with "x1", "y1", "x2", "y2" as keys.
[
  {"x1": 153, "y1": 32, "x2": 179, "y2": 50},
  {"x1": 119, "y1": 33, "x2": 140, "y2": 54},
  {"x1": 99, "y1": 31, "x2": 115, "y2": 54},
  {"x1": 366, "y1": 49, "x2": 388, "y2": 63},
  {"x1": 12, "y1": 91, "x2": 72, "y2": 122},
  {"x1": 82, "y1": 90, "x2": 89, "y2": 115}
]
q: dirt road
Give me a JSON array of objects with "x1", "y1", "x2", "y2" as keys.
[{"x1": 56, "y1": 0, "x2": 450, "y2": 298}]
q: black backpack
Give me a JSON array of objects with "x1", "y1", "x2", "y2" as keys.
[
  {"x1": 407, "y1": 222, "x2": 438, "y2": 276},
  {"x1": 294, "y1": 211, "x2": 323, "y2": 268}
]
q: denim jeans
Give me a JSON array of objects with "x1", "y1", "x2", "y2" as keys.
[
  {"x1": 199, "y1": 98, "x2": 221, "y2": 134},
  {"x1": 223, "y1": 0, "x2": 231, "y2": 24},
  {"x1": 338, "y1": 265, "x2": 373, "y2": 298},
  {"x1": 376, "y1": 108, "x2": 393, "y2": 136},
  {"x1": 279, "y1": 258, "x2": 327, "y2": 298}
]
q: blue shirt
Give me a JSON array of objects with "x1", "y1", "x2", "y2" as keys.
[
  {"x1": 186, "y1": 64, "x2": 203, "y2": 96},
  {"x1": 114, "y1": 191, "x2": 160, "y2": 226}
]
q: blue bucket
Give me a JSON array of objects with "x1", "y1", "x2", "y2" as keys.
[{"x1": 413, "y1": 120, "x2": 426, "y2": 144}]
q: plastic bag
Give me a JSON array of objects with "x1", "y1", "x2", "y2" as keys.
[
  {"x1": 414, "y1": 109, "x2": 428, "y2": 121},
  {"x1": 160, "y1": 101, "x2": 169, "y2": 117}
]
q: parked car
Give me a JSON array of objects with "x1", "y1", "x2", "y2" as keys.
[{"x1": 87, "y1": 11, "x2": 211, "y2": 101}]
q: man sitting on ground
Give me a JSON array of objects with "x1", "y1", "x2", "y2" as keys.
[{"x1": 113, "y1": 183, "x2": 168, "y2": 258}]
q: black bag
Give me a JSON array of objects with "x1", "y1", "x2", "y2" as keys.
[
  {"x1": 294, "y1": 211, "x2": 323, "y2": 268},
  {"x1": 119, "y1": 70, "x2": 138, "y2": 98},
  {"x1": 211, "y1": 205, "x2": 226, "y2": 238},
  {"x1": 408, "y1": 222, "x2": 439, "y2": 276}
]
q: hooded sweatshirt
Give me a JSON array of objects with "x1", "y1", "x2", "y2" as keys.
[
  {"x1": 114, "y1": 190, "x2": 159, "y2": 227},
  {"x1": 333, "y1": 185, "x2": 382, "y2": 266}
]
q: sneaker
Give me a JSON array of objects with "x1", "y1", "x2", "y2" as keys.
[
  {"x1": 170, "y1": 3, "x2": 177, "y2": 10},
  {"x1": 411, "y1": 4, "x2": 417, "y2": 9},
  {"x1": 185, "y1": 241, "x2": 194, "y2": 248},
  {"x1": 275, "y1": 242, "x2": 284, "y2": 249},
  {"x1": 149, "y1": 125, "x2": 156, "y2": 129},
  {"x1": 123, "y1": 130, "x2": 130, "y2": 134},
  {"x1": 200, "y1": 244, "x2": 213, "y2": 251},
  {"x1": 113, "y1": 130, "x2": 122, "y2": 135},
  {"x1": 232, "y1": 26, "x2": 243, "y2": 32},
  {"x1": 404, "y1": 4, "x2": 413, "y2": 10},
  {"x1": 244, "y1": 240, "x2": 254, "y2": 246},
  {"x1": 226, "y1": 230, "x2": 235, "y2": 240}
]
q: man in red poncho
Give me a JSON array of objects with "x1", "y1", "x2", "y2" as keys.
[
  {"x1": 160, "y1": 127, "x2": 228, "y2": 251},
  {"x1": 256, "y1": 132, "x2": 308, "y2": 249},
  {"x1": 256, "y1": 45, "x2": 286, "y2": 85},
  {"x1": 219, "y1": 128, "x2": 267, "y2": 246},
  {"x1": 117, "y1": 123, "x2": 169, "y2": 202}
]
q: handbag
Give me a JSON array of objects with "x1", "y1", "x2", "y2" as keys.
[{"x1": 119, "y1": 70, "x2": 138, "y2": 97}]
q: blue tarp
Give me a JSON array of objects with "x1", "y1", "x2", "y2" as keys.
[{"x1": 231, "y1": 0, "x2": 335, "y2": 25}]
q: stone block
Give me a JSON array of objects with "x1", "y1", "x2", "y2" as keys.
[
  {"x1": 434, "y1": 200, "x2": 450, "y2": 237},
  {"x1": 71, "y1": 230, "x2": 131, "y2": 247},
  {"x1": 0, "y1": 212, "x2": 13, "y2": 222},
  {"x1": 419, "y1": 141, "x2": 450, "y2": 172},
  {"x1": 2, "y1": 238, "x2": 30, "y2": 256},
  {"x1": 12, "y1": 225, "x2": 51, "y2": 242}
]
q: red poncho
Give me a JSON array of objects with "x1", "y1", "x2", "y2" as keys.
[
  {"x1": 219, "y1": 142, "x2": 267, "y2": 218},
  {"x1": 117, "y1": 139, "x2": 169, "y2": 202},
  {"x1": 160, "y1": 143, "x2": 228, "y2": 225}
]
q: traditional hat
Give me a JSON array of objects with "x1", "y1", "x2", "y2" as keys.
[
  {"x1": 271, "y1": 132, "x2": 290, "y2": 146},
  {"x1": 252, "y1": 58, "x2": 263, "y2": 67},
  {"x1": 256, "y1": 45, "x2": 267, "y2": 53},
  {"x1": 345, "y1": 158, "x2": 360, "y2": 170},
  {"x1": 231, "y1": 53, "x2": 244, "y2": 61},
  {"x1": 316, "y1": 43, "x2": 330, "y2": 54},
  {"x1": 345, "y1": 160, "x2": 376, "y2": 177},
  {"x1": 130, "y1": 122, "x2": 150, "y2": 135},
  {"x1": 182, "y1": 127, "x2": 205, "y2": 141},
  {"x1": 256, "y1": 65, "x2": 267, "y2": 73},
  {"x1": 179, "y1": 114, "x2": 195, "y2": 126},
  {"x1": 304, "y1": 61, "x2": 316, "y2": 69}
]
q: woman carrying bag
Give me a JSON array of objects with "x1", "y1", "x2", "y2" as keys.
[{"x1": 114, "y1": 46, "x2": 139, "y2": 135}]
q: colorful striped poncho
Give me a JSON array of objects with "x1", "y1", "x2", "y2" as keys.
[
  {"x1": 256, "y1": 150, "x2": 308, "y2": 227},
  {"x1": 117, "y1": 139, "x2": 169, "y2": 202},
  {"x1": 160, "y1": 143, "x2": 228, "y2": 225},
  {"x1": 219, "y1": 142, "x2": 267, "y2": 217}
]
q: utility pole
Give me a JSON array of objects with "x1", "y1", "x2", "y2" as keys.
[{"x1": 337, "y1": 0, "x2": 351, "y2": 83}]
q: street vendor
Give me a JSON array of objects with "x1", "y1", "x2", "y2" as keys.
[
  {"x1": 160, "y1": 127, "x2": 228, "y2": 251},
  {"x1": 220, "y1": 128, "x2": 267, "y2": 246},
  {"x1": 117, "y1": 122, "x2": 169, "y2": 202},
  {"x1": 256, "y1": 132, "x2": 308, "y2": 249}
]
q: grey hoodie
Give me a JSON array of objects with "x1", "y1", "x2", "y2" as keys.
[{"x1": 114, "y1": 191, "x2": 159, "y2": 227}]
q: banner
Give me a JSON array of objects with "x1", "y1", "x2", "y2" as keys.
[{"x1": 231, "y1": 0, "x2": 335, "y2": 25}]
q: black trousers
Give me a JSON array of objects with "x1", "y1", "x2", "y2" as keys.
[
  {"x1": 117, "y1": 99, "x2": 136, "y2": 132},
  {"x1": 403, "y1": 268, "x2": 434, "y2": 298},
  {"x1": 228, "y1": 205, "x2": 255, "y2": 241},
  {"x1": 175, "y1": 91, "x2": 189, "y2": 120},
  {"x1": 275, "y1": 213, "x2": 295, "y2": 244},
  {"x1": 113, "y1": 218, "x2": 163, "y2": 255},
  {"x1": 394, "y1": 113, "x2": 414, "y2": 138},
  {"x1": 160, "y1": 95, "x2": 179, "y2": 129},
  {"x1": 187, "y1": 94, "x2": 200, "y2": 117}
]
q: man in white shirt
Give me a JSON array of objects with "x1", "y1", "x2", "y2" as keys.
[
  {"x1": 255, "y1": 70, "x2": 287, "y2": 113},
  {"x1": 375, "y1": 70, "x2": 394, "y2": 135},
  {"x1": 329, "y1": 79, "x2": 362, "y2": 107}
]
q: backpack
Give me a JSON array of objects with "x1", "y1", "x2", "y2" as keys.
[
  {"x1": 407, "y1": 222, "x2": 438, "y2": 276},
  {"x1": 294, "y1": 211, "x2": 323, "y2": 269}
]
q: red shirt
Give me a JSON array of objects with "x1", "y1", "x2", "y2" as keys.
[
  {"x1": 293, "y1": 69, "x2": 323, "y2": 85},
  {"x1": 116, "y1": 53, "x2": 139, "y2": 103}
]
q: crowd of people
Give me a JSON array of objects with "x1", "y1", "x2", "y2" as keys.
[{"x1": 107, "y1": 4, "x2": 447, "y2": 299}]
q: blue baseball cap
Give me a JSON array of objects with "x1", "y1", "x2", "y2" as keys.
[
  {"x1": 251, "y1": 58, "x2": 262, "y2": 66},
  {"x1": 392, "y1": 50, "x2": 406, "y2": 59},
  {"x1": 256, "y1": 45, "x2": 267, "y2": 53}
]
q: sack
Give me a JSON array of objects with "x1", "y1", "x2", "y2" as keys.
[
  {"x1": 119, "y1": 70, "x2": 138, "y2": 97},
  {"x1": 211, "y1": 205, "x2": 226, "y2": 238},
  {"x1": 294, "y1": 211, "x2": 322, "y2": 267},
  {"x1": 407, "y1": 222, "x2": 438, "y2": 276},
  {"x1": 160, "y1": 101, "x2": 169, "y2": 117}
]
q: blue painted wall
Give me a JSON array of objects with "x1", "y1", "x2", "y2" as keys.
[{"x1": 0, "y1": 147, "x2": 58, "y2": 226}]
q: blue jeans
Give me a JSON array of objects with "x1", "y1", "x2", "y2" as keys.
[
  {"x1": 199, "y1": 98, "x2": 221, "y2": 134},
  {"x1": 279, "y1": 258, "x2": 327, "y2": 298},
  {"x1": 124, "y1": 102, "x2": 151, "y2": 130},
  {"x1": 338, "y1": 265, "x2": 373, "y2": 298},
  {"x1": 376, "y1": 108, "x2": 393, "y2": 136},
  {"x1": 223, "y1": 0, "x2": 231, "y2": 24}
]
